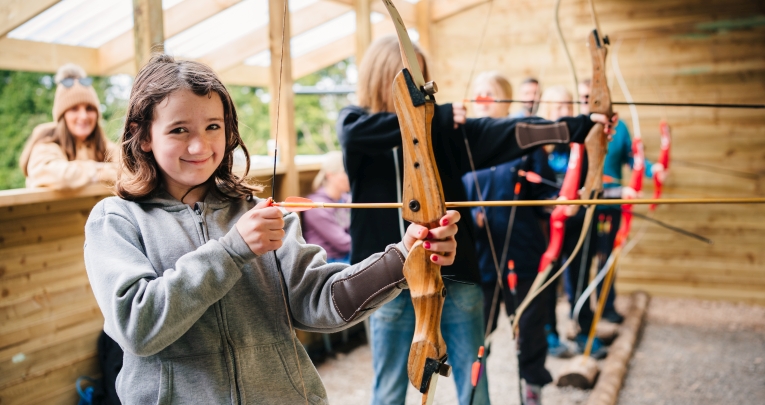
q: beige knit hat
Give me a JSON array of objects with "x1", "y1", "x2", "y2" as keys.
[{"x1": 52, "y1": 63, "x2": 101, "y2": 122}]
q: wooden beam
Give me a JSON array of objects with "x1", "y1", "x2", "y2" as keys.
[
  {"x1": 354, "y1": 0, "x2": 372, "y2": 65},
  {"x1": 269, "y1": 0, "x2": 298, "y2": 199},
  {"x1": 100, "y1": 0, "x2": 243, "y2": 75},
  {"x1": 218, "y1": 16, "x2": 395, "y2": 87},
  {"x1": 217, "y1": 64, "x2": 271, "y2": 87},
  {"x1": 200, "y1": 0, "x2": 349, "y2": 73},
  {"x1": 430, "y1": 0, "x2": 489, "y2": 22},
  {"x1": 327, "y1": 0, "x2": 416, "y2": 25},
  {"x1": 0, "y1": 0, "x2": 59, "y2": 38},
  {"x1": 132, "y1": 0, "x2": 165, "y2": 72},
  {"x1": 416, "y1": 0, "x2": 431, "y2": 54},
  {"x1": 0, "y1": 37, "x2": 99, "y2": 74}
]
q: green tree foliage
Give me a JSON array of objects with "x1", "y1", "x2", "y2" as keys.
[
  {"x1": 0, "y1": 71, "x2": 55, "y2": 190},
  {"x1": 229, "y1": 59, "x2": 354, "y2": 156},
  {"x1": 0, "y1": 59, "x2": 353, "y2": 191}
]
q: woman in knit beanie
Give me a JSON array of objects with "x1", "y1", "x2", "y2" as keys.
[{"x1": 19, "y1": 63, "x2": 118, "y2": 189}]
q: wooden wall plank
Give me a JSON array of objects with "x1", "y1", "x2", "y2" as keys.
[
  {"x1": 430, "y1": 0, "x2": 765, "y2": 304},
  {"x1": 0, "y1": 355, "x2": 99, "y2": 405}
]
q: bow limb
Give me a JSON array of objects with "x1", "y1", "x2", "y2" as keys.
[
  {"x1": 572, "y1": 42, "x2": 643, "y2": 320},
  {"x1": 381, "y1": 1, "x2": 450, "y2": 402},
  {"x1": 513, "y1": 28, "x2": 613, "y2": 333},
  {"x1": 652, "y1": 121, "x2": 672, "y2": 211}
]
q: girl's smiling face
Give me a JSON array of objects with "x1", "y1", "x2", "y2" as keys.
[{"x1": 142, "y1": 89, "x2": 226, "y2": 202}]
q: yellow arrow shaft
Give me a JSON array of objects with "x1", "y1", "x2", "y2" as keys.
[{"x1": 275, "y1": 197, "x2": 765, "y2": 209}]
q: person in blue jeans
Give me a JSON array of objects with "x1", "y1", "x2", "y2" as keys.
[
  {"x1": 369, "y1": 283, "x2": 485, "y2": 404},
  {"x1": 339, "y1": 36, "x2": 608, "y2": 405}
]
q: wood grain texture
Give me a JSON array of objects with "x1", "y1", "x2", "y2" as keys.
[
  {"x1": 586, "y1": 291, "x2": 650, "y2": 405},
  {"x1": 392, "y1": 68, "x2": 448, "y2": 395},
  {"x1": 429, "y1": 0, "x2": 765, "y2": 304}
]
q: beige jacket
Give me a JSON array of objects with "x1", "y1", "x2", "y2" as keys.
[{"x1": 25, "y1": 123, "x2": 119, "y2": 190}]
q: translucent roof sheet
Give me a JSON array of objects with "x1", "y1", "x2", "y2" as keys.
[
  {"x1": 7, "y1": 0, "x2": 420, "y2": 75},
  {"x1": 165, "y1": 0, "x2": 317, "y2": 59},
  {"x1": 244, "y1": 11, "x2": 385, "y2": 67},
  {"x1": 8, "y1": 0, "x2": 182, "y2": 48}
]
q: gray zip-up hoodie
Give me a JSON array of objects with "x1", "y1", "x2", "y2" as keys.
[{"x1": 84, "y1": 191, "x2": 409, "y2": 404}]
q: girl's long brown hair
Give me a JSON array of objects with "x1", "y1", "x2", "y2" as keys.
[
  {"x1": 19, "y1": 112, "x2": 110, "y2": 176},
  {"x1": 357, "y1": 35, "x2": 430, "y2": 113},
  {"x1": 117, "y1": 54, "x2": 259, "y2": 201}
]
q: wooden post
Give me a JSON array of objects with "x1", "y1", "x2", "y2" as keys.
[
  {"x1": 269, "y1": 0, "x2": 299, "y2": 200},
  {"x1": 415, "y1": 0, "x2": 431, "y2": 54},
  {"x1": 354, "y1": 0, "x2": 372, "y2": 65},
  {"x1": 132, "y1": 0, "x2": 164, "y2": 72}
]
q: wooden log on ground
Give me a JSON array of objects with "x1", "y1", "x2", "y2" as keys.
[{"x1": 586, "y1": 291, "x2": 650, "y2": 405}]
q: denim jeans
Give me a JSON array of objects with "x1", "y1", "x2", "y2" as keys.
[
  {"x1": 369, "y1": 280, "x2": 489, "y2": 405},
  {"x1": 327, "y1": 254, "x2": 350, "y2": 265}
]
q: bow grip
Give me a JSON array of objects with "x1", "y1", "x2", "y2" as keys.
[{"x1": 392, "y1": 68, "x2": 448, "y2": 393}]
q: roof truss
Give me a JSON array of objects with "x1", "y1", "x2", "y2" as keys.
[{"x1": 0, "y1": 0, "x2": 478, "y2": 84}]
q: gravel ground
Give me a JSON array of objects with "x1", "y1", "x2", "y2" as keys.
[
  {"x1": 317, "y1": 297, "x2": 599, "y2": 405},
  {"x1": 617, "y1": 297, "x2": 765, "y2": 405},
  {"x1": 316, "y1": 296, "x2": 765, "y2": 405}
]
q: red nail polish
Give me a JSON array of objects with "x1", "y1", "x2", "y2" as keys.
[
  {"x1": 428, "y1": 231, "x2": 434, "y2": 239},
  {"x1": 424, "y1": 242, "x2": 431, "y2": 249},
  {"x1": 431, "y1": 255, "x2": 438, "y2": 262},
  {"x1": 442, "y1": 219, "x2": 449, "y2": 226}
]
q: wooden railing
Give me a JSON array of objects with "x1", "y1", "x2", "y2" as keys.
[{"x1": 0, "y1": 159, "x2": 322, "y2": 404}]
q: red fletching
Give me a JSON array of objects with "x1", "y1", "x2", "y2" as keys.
[
  {"x1": 524, "y1": 171, "x2": 543, "y2": 184},
  {"x1": 471, "y1": 362, "x2": 481, "y2": 387},
  {"x1": 471, "y1": 346, "x2": 485, "y2": 387},
  {"x1": 507, "y1": 260, "x2": 515, "y2": 270},
  {"x1": 507, "y1": 272, "x2": 518, "y2": 291},
  {"x1": 276, "y1": 196, "x2": 314, "y2": 212},
  {"x1": 474, "y1": 95, "x2": 494, "y2": 105}
]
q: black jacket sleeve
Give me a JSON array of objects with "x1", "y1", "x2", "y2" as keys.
[
  {"x1": 459, "y1": 113, "x2": 595, "y2": 173},
  {"x1": 337, "y1": 106, "x2": 403, "y2": 154}
]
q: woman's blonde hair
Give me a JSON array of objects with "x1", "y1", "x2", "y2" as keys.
[
  {"x1": 19, "y1": 65, "x2": 110, "y2": 176},
  {"x1": 117, "y1": 54, "x2": 260, "y2": 201},
  {"x1": 536, "y1": 85, "x2": 572, "y2": 120},
  {"x1": 312, "y1": 151, "x2": 345, "y2": 191},
  {"x1": 357, "y1": 35, "x2": 430, "y2": 113},
  {"x1": 472, "y1": 71, "x2": 513, "y2": 100}
]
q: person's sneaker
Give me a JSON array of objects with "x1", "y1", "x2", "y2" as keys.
[
  {"x1": 523, "y1": 381, "x2": 542, "y2": 405},
  {"x1": 574, "y1": 333, "x2": 608, "y2": 360},
  {"x1": 602, "y1": 309, "x2": 624, "y2": 324},
  {"x1": 546, "y1": 331, "x2": 573, "y2": 358}
]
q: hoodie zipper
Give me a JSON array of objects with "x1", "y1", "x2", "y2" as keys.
[{"x1": 193, "y1": 203, "x2": 243, "y2": 405}]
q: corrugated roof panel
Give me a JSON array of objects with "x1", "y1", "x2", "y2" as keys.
[
  {"x1": 165, "y1": 0, "x2": 317, "y2": 59},
  {"x1": 244, "y1": 11, "x2": 385, "y2": 67},
  {"x1": 8, "y1": 0, "x2": 185, "y2": 48}
]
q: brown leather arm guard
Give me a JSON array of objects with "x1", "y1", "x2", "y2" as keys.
[{"x1": 331, "y1": 245, "x2": 407, "y2": 322}]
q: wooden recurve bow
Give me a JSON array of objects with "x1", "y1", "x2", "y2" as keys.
[
  {"x1": 512, "y1": 27, "x2": 613, "y2": 333},
  {"x1": 381, "y1": 1, "x2": 451, "y2": 403}
]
